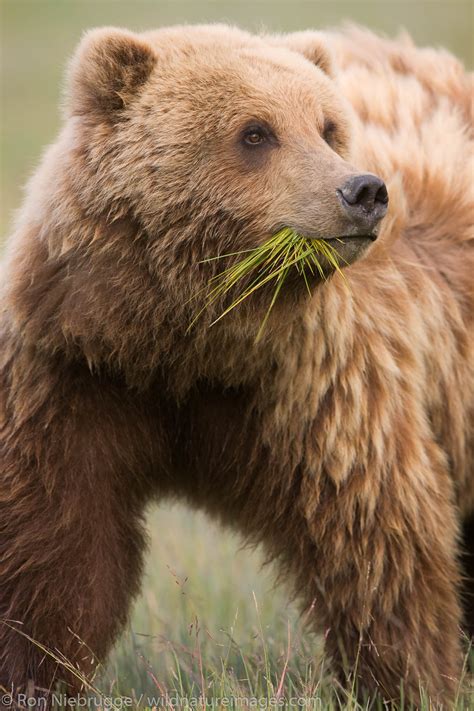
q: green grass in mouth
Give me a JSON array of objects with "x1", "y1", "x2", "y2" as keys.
[{"x1": 190, "y1": 227, "x2": 345, "y2": 341}]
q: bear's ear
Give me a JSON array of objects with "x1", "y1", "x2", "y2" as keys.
[
  {"x1": 279, "y1": 31, "x2": 334, "y2": 77},
  {"x1": 66, "y1": 27, "x2": 156, "y2": 119}
]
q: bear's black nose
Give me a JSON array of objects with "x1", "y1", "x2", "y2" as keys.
[{"x1": 337, "y1": 174, "x2": 388, "y2": 231}]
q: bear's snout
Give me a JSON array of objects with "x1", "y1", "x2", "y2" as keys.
[{"x1": 337, "y1": 173, "x2": 388, "y2": 233}]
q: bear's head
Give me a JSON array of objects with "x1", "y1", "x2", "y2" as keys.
[
  {"x1": 9, "y1": 25, "x2": 389, "y2": 388},
  {"x1": 67, "y1": 24, "x2": 387, "y2": 251}
]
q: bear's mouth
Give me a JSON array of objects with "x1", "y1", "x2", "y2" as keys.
[
  {"x1": 191, "y1": 229, "x2": 377, "y2": 341},
  {"x1": 321, "y1": 233, "x2": 377, "y2": 267},
  {"x1": 324, "y1": 233, "x2": 377, "y2": 244}
]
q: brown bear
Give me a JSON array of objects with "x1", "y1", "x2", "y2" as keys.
[{"x1": 0, "y1": 22, "x2": 473, "y2": 707}]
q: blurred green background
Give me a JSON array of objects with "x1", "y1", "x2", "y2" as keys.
[{"x1": 1, "y1": 2, "x2": 473, "y2": 703}]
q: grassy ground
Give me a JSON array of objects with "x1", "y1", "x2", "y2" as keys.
[
  {"x1": 84, "y1": 504, "x2": 472, "y2": 710},
  {"x1": 58, "y1": 503, "x2": 469, "y2": 710},
  {"x1": 1, "y1": 2, "x2": 473, "y2": 708},
  {"x1": 11, "y1": 503, "x2": 473, "y2": 709}
]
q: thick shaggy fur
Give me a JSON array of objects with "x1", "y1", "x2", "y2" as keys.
[{"x1": 0, "y1": 24, "x2": 473, "y2": 706}]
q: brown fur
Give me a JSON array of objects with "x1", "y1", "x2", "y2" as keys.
[{"x1": 0, "y1": 24, "x2": 473, "y2": 706}]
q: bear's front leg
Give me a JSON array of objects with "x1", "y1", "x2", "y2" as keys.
[
  {"x1": 0, "y1": 356, "x2": 166, "y2": 702},
  {"x1": 293, "y1": 456, "x2": 463, "y2": 705}
]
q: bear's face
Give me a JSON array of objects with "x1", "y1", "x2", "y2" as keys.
[{"x1": 63, "y1": 25, "x2": 387, "y2": 347}]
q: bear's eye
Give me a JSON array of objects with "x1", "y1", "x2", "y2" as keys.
[
  {"x1": 241, "y1": 123, "x2": 273, "y2": 147},
  {"x1": 322, "y1": 118, "x2": 337, "y2": 146},
  {"x1": 245, "y1": 131, "x2": 265, "y2": 145}
]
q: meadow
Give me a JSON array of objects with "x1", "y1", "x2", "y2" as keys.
[{"x1": 1, "y1": 2, "x2": 473, "y2": 708}]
